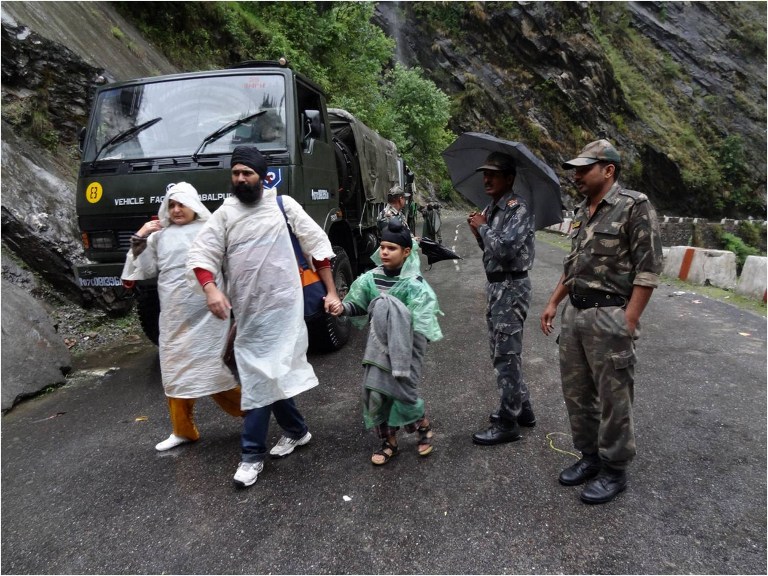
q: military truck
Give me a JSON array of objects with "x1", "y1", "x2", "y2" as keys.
[{"x1": 74, "y1": 60, "x2": 408, "y2": 352}]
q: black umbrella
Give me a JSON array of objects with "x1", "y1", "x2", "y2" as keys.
[
  {"x1": 442, "y1": 132, "x2": 563, "y2": 230},
  {"x1": 418, "y1": 237, "x2": 462, "y2": 267}
]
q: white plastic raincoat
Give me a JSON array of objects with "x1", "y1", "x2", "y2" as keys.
[
  {"x1": 186, "y1": 191, "x2": 334, "y2": 410},
  {"x1": 121, "y1": 182, "x2": 237, "y2": 398}
]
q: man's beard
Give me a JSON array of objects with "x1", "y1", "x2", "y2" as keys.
[{"x1": 231, "y1": 181, "x2": 263, "y2": 204}]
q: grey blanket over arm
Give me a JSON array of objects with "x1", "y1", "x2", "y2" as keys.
[{"x1": 362, "y1": 294, "x2": 428, "y2": 403}]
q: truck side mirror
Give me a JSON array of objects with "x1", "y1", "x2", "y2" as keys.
[
  {"x1": 78, "y1": 127, "x2": 86, "y2": 153},
  {"x1": 305, "y1": 110, "x2": 323, "y2": 140}
]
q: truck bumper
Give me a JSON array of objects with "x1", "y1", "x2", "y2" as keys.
[{"x1": 73, "y1": 263, "x2": 126, "y2": 288}]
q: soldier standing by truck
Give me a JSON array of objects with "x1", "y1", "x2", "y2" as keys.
[
  {"x1": 377, "y1": 185, "x2": 412, "y2": 233},
  {"x1": 187, "y1": 146, "x2": 342, "y2": 488}
]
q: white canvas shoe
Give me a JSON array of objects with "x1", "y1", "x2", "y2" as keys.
[
  {"x1": 155, "y1": 434, "x2": 192, "y2": 452},
  {"x1": 233, "y1": 461, "x2": 264, "y2": 487},
  {"x1": 269, "y1": 431, "x2": 312, "y2": 458}
]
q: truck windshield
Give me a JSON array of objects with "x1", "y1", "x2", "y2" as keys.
[{"x1": 83, "y1": 74, "x2": 287, "y2": 162}]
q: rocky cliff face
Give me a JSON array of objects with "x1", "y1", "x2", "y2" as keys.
[
  {"x1": 2, "y1": 20, "x2": 103, "y2": 306},
  {"x1": 1, "y1": 2, "x2": 176, "y2": 310},
  {"x1": 376, "y1": 1, "x2": 766, "y2": 217}
]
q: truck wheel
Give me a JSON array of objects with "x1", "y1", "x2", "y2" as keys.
[
  {"x1": 136, "y1": 287, "x2": 160, "y2": 345},
  {"x1": 333, "y1": 138, "x2": 361, "y2": 205},
  {"x1": 307, "y1": 247, "x2": 352, "y2": 353}
]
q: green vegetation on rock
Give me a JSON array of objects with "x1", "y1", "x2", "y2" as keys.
[{"x1": 589, "y1": 3, "x2": 765, "y2": 217}]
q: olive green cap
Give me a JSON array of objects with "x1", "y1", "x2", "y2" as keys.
[{"x1": 562, "y1": 139, "x2": 621, "y2": 169}]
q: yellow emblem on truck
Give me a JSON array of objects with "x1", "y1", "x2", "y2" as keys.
[{"x1": 85, "y1": 182, "x2": 103, "y2": 204}]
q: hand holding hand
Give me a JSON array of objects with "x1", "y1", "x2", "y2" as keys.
[{"x1": 324, "y1": 295, "x2": 343, "y2": 316}]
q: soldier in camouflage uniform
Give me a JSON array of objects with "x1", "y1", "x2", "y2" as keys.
[
  {"x1": 468, "y1": 152, "x2": 537, "y2": 446},
  {"x1": 540, "y1": 139, "x2": 663, "y2": 504},
  {"x1": 377, "y1": 186, "x2": 411, "y2": 235}
]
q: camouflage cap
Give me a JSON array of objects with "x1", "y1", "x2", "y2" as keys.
[
  {"x1": 475, "y1": 151, "x2": 516, "y2": 174},
  {"x1": 562, "y1": 139, "x2": 621, "y2": 169},
  {"x1": 388, "y1": 185, "x2": 411, "y2": 198}
]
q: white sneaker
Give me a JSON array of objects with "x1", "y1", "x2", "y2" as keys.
[
  {"x1": 269, "y1": 431, "x2": 312, "y2": 458},
  {"x1": 155, "y1": 434, "x2": 192, "y2": 452},
  {"x1": 233, "y1": 461, "x2": 264, "y2": 487}
]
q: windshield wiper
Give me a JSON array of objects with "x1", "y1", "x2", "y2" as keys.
[
  {"x1": 191, "y1": 110, "x2": 266, "y2": 160},
  {"x1": 91, "y1": 117, "x2": 163, "y2": 165}
]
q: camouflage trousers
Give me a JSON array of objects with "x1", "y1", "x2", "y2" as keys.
[
  {"x1": 486, "y1": 277, "x2": 531, "y2": 424},
  {"x1": 559, "y1": 301, "x2": 638, "y2": 470}
]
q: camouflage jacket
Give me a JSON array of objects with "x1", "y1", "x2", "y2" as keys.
[
  {"x1": 476, "y1": 192, "x2": 535, "y2": 274},
  {"x1": 563, "y1": 182, "x2": 663, "y2": 297},
  {"x1": 377, "y1": 204, "x2": 410, "y2": 233}
]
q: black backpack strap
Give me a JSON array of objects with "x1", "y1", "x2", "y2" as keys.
[{"x1": 276, "y1": 195, "x2": 310, "y2": 270}]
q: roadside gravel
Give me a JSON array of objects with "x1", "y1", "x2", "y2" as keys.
[{"x1": 48, "y1": 300, "x2": 147, "y2": 359}]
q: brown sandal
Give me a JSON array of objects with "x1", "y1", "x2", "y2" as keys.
[
  {"x1": 371, "y1": 440, "x2": 398, "y2": 465},
  {"x1": 417, "y1": 424, "x2": 434, "y2": 456}
]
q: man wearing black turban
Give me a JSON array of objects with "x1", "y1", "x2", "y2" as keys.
[
  {"x1": 230, "y1": 146, "x2": 269, "y2": 204},
  {"x1": 187, "y1": 145, "x2": 343, "y2": 488}
]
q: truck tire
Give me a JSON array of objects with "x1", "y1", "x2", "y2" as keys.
[
  {"x1": 136, "y1": 286, "x2": 160, "y2": 345},
  {"x1": 306, "y1": 247, "x2": 352, "y2": 353},
  {"x1": 333, "y1": 138, "x2": 361, "y2": 205}
]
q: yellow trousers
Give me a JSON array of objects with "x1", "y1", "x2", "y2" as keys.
[{"x1": 167, "y1": 386, "x2": 244, "y2": 441}]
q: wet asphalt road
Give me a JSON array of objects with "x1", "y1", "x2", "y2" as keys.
[{"x1": 2, "y1": 213, "x2": 766, "y2": 574}]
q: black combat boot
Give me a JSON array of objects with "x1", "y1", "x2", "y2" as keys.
[
  {"x1": 580, "y1": 467, "x2": 627, "y2": 504},
  {"x1": 489, "y1": 400, "x2": 536, "y2": 427},
  {"x1": 558, "y1": 454, "x2": 602, "y2": 486},
  {"x1": 472, "y1": 420, "x2": 521, "y2": 445},
  {"x1": 519, "y1": 400, "x2": 536, "y2": 427}
]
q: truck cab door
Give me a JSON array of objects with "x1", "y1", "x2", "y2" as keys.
[
  {"x1": 295, "y1": 84, "x2": 338, "y2": 227},
  {"x1": 299, "y1": 109, "x2": 337, "y2": 226}
]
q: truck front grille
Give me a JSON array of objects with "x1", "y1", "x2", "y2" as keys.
[{"x1": 117, "y1": 231, "x2": 134, "y2": 251}]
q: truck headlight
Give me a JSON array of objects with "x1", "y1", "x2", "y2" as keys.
[{"x1": 87, "y1": 231, "x2": 116, "y2": 250}]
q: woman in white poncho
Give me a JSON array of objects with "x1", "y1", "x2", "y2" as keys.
[
  {"x1": 122, "y1": 182, "x2": 242, "y2": 452},
  {"x1": 187, "y1": 146, "x2": 341, "y2": 488}
]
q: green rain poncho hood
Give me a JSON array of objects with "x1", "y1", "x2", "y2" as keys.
[{"x1": 343, "y1": 248, "x2": 443, "y2": 342}]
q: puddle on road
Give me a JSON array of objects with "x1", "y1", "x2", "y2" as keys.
[{"x1": 72, "y1": 341, "x2": 157, "y2": 372}]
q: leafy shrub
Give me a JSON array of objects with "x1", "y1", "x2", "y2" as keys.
[
  {"x1": 718, "y1": 231, "x2": 760, "y2": 274},
  {"x1": 437, "y1": 179, "x2": 457, "y2": 202},
  {"x1": 737, "y1": 221, "x2": 767, "y2": 253},
  {"x1": 371, "y1": 64, "x2": 455, "y2": 194}
]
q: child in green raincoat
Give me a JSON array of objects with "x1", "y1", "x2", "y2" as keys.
[{"x1": 329, "y1": 220, "x2": 443, "y2": 465}]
